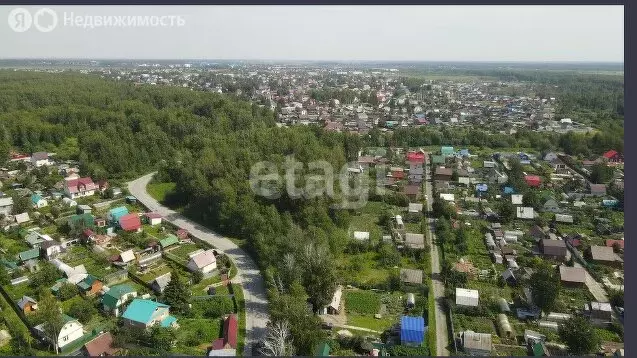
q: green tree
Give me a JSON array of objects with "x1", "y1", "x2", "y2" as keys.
[
  {"x1": 11, "y1": 194, "x2": 30, "y2": 215},
  {"x1": 162, "y1": 270, "x2": 191, "y2": 314},
  {"x1": 30, "y1": 262, "x2": 61, "y2": 288},
  {"x1": 590, "y1": 163, "x2": 614, "y2": 184},
  {"x1": 191, "y1": 270, "x2": 203, "y2": 284},
  {"x1": 378, "y1": 243, "x2": 401, "y2": 267},
  {"x1": 149, "y1": 326, "x2": 177, "y2": 352},
  {"x1": 558, "y1": 315, "x2": 601, "y2": 355},
  {"x1": 497, "y1": 200, "x2": 516, "y2": 223},
  {"x1": 0, "y1": 267, "x2": 10, "y2": 285},
  {"x1": 608, "y1": 289, "x2": 624, "y2": 308},
  {"x1": 529, "y1": 264, "x2": 561, "y2": 313},
  {"x1": 299, "y1": 244, "x2": 337, "y2": 313},
  {"x1": 67, "y1": 299, "x2": 96, "y2": 324},
  {"x1": 58, "y1": 282, "x2": 79, "y2": 301},
  {"x1": 36, "y1": 291, "x2": 64, "y2": 354}
]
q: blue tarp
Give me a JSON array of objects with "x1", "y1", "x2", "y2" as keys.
[
  {"x1": 504, "y1": 186, "x2": 515, "y2": 194},
  {"x1": 400, "y1": 316, "x2": 425, "y2": 344},
  {"x1": 476, "y1": 183, "x2": 488, "y2": 192}
]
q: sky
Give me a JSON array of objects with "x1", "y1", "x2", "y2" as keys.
[{"x1": 0, "y1": 5, "x2": 624, "y2": 62}]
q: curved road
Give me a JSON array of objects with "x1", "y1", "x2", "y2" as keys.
[{"x1": 128, "y1": 173, "x2": 269, "y2": 356}]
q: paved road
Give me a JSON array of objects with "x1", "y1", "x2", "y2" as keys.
[
  {"x1": 423, "y1": 164, "x2": 451, "y2": 356},
  {"x1": 128, "y1": 173, "x2": 269, "y2": 356}
]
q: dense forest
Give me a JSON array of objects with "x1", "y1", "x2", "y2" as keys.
[{"x1": 0, "y1": 69, "x2": 624, "y2": 354}]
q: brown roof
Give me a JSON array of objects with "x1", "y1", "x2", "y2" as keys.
[
  {"x1": 84, "y1": 332, "x2": 120, "y2": 356},
  {"x1": 403, "y1": 184, "x2": 420, "y2": 196},
  {"x1": 400, "y1": 268, "x2": 423, "y2": 284},
  {"x1": 559, "y1": 266, "x2": 586, "y2": 284},
  {"x1": 540, "y1": 239, "x2": 567, "y2": 257},
  {"x1": 590, "y1": 246, "x2": 622, "y2": 263},
  {"x1": 435, "y1": 167, "x2": 453, "y2": 176}
]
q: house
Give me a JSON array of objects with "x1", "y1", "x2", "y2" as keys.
[
  {"x1": 559, "y1": 266, "x2": 586, "y2": 287},
  {"x1": 143, "y1": 212, "x2": 163, "y2": 226},
  {"x1": 107, "y1": 206, "x2": 129, "y2": 224},
  {"x1": 77, "y1": 275, "x2": 103, "y2": 297},
  {"x1": 528, "y1": 225, "x2": 546, "y2": 242},
  {"x1": 51, "y1": 259, "x2": 88, "y2": 284},
  {"x1": 483, "y1": 161, "x2": 496, "y2": 168},
  {"x1": 543, "y1": 152, "x2": 559, "y2": 162},
  {"x1": 76, "y1": 205, "x2": 92, "y2": 215},
  {"x1": 540, "y1": 239, "x2": 567, "y2": 260},
  {"x1": 525, "y1": 175, "x2": 541, "y2": 188},
  {"x1": 64, "y1": 177, "x2": 97, "y2": 199},
  {"x1": 431, "y1": 155, "x2": 445, "y2": 165},
  {"x1": 0, "y1": 197, "x2": 13, "y2": 217},
  {"x1": 119, "y1": 214, "x2": 142, "y2": 232},
  {"x1": 589, "y1": 184, "x2": 607, "y2": 196},
  {"x1": 210, "y1": 315, "x2": 238, "y2": 355},
  {"x1": 357, "y1": 156, "x2": 376, "y2": 169},
  {"x1": 400, "y1": 268, "x2": 423, "y2": 285},
  {"x1": 68, "y1": 213, "x2": 96, "y2": 230},
  {"x1": 125, "y1": 196, "x2": 137, "y2": 204},
  {"x1": 151, "y1": 273, "x2": 172, "y2": 294},
  {"x1": 41, "y1": 240, "x2": 63, "y2": 260},
  {"x1": 14, "y1": 212, "x2": 31, "y2": 225},
  {"x1": 31, "y1": 152, "x2": 51, "y2": 167},
  {"x1": 516, "y1": 207, "x2": 535, "y2": 220},
  {"x1": 322, "y1": 285, "x2": 342, "y2": 315},
  {"x1": 34, "y1": 314, "x2": 84, "y2": 349},
  {"x1": 353, "y1": 231, "x2": 370, "y2": 242},
  {"x1": 404, "y1": 233, "x2": 425, "y2": 249},
  {"x1": 176, "y1": 229, "x2": 189, "y2": 240},
  {"x1": 400, "y1": 316, "x2": 425, "y2": 346},
  {"x1": 434, "y1": 167, "x2": 453, "y2": 181},
  {"x1": 18, "y1": 248, "x2": 40, "y2": 263},
  {"x1": 440, "y1": 193, "x2": 455, "y2": 202},
  {"x1": 602, "y1": 150, "x2": 623, "y2": 164},
  {"x1": 461, "y1": 330, "x2": 492, "y2": 356},
  {"x1": 555, "y1": 214, "x2": 574, "y2": 224},
  {"x1": 486, "y1": 169, "x2": 508, "y2": 184},
  {"x1": 408, "y1": 203, "x2": 423, "y2": 214},
  {"x1": 585, "y1": 301, "x2": 612, "y2": 325},
  {"x1": 511, "y1": 194, "x2": 523, "y2": 205},
  {"x1": 83, "y1": 332, "x2": 121, "y2": 356},
  {"x1": 441, "y1": 146, "x2": 455, "y2": 156},
  {"x1": 119, "y1": 250, "x2": 136, "y2": 265},
  {"x1": 541, "y1": 198, "x2": 560, "y2": 213},
  {"x1": 17, "y1": 295, "x2": 38, "y2": 313},
  {"x1": 102, "y1": 284, "x2": 137, "y2": 317},
  {"x1": 160, "y1": 234, "x2": 179, "y2": 249},
  {"x1": 30, "y1": 194, "x2": 48, "y2": 209},
  {"x1": 502, "y1": 269, "x2": 517, "y2": 285},
  {"x1": 456, "y1": 288, "x2": 479, "y2": 307},
  {"x1": 121, "y1": 299, "x2": 178, "y2": 329},
  {"x1": 403, "y1": 184, "x2": 420, "y2": 200},
  {"x1": 187, "y1": 249, "x2": 217, "y2": 274},
  {"x1": 588, "y1": 246, "x2": 623, "y2": 267}
]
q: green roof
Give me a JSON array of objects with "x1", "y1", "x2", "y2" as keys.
[
  {"x1": 68, "y1": 213, "x2": 95, "y2": 229},
  {"x1": 0, "y1": 259, "x2": 18, "y2": 270},
  {"x1": 532, "y1": 342, "x2": 545, "y2": 356},
  {"x1": 51, "y1": 278, "x2": 68, "y2": 293},
  {"x1": 77, "y1": 275, "x2": 100, "y2": 291},
  {"x1": 102, "y1": 284, "x2": 135, "y2": 309},
  {"x1": 431, "y1": 155, "x2": 445, "y2": 164},
  {"x1": 108, "y1": 207, "x2": 129, "y2": 222},
  {"x1": 160, "y1": 235, "x2": 179, "y2": 249},
  {"x1": 315, "y1": 342, "x2": 330, "y2": 357},
  {"x1": 122, "y1": 299, "x2": 170, "y2": 325},
  {"x1": 18, "y1": 248, "x2": 40, "y2": 262}
]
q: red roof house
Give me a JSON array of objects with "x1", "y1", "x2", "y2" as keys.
[
  {"x1": 119, "y1": 213, "x2": 142, "y2": 232},
  {"x1": 524, "y1": 175, "x2": 541, "y2": 188},
  {"x1": 602, "y1": 150, "x2": 623, "y2": 163},
  {"x1": 212, "y1": 314, "x2": 238, "y2": 351},
  {"x1": 83, "y1": 229, "x2": 95, "y2": 240},
  {"x1": 176, "y1": 229, "x2": 189, "y2": 240},
  {"x1": 406, "y1": 151, "x2": 426, "y2": 164},
  {"x1": 605, "y1": 239, "x2": 624, "y2": 250},
  {"x1": 64, "y1": 177, "x2": 97, "y2": 198}
]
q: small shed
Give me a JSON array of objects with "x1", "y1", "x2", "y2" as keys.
[
  {"x1": 498, "y1": 298, "x2": 511, "y2": 313},
  {"x1": 400, "y1": 316, "x2": 425, "y2": 346},
  {"x1": 456, "y1": 288, "x2": 479, "y2": 307},
  {"x1": 353, "y1": 231, "x2": 370, "y2": 241}
]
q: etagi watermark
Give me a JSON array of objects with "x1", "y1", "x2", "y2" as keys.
[
  {"x1": 8, "y1": 8, "x2": 185, "y2": 33},
  {"x1": 250, "y1": 156, "x2": 390, "y2": 210}
]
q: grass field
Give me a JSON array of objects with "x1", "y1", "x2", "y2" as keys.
[{"x1": 147, "y1": 182, "x2": 176, "y2": 203}]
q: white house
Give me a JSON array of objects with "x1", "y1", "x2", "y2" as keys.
[
  {"x1": 511, "y1": 194, "x2": 523, "y2": 205},
  {"x1": 63, "y1": 177, "x2": 97, "y2": 199},
  {"x1": 31, "y1": 152, "x2": 52, "y2": 167},
  {"x1": 353, "y1": 231, "x2": 370, "y2": 241},
  {"x1": 440, "y1": 193, "x2": 455, "y2": 202},
  {"x1": 186, "y1": 249, "x2": 217, "y2": 274},
  {"x1": 119, "y1": 250, "x2": 136, "y2": 264},
  {"x1": 0, "y1": 197, "x2": 13, "y2": 217},
  {"x1": 14, "y1": 212, "x2": 31, "y2": 225},
  {"x1": 456, "y1": 288, "x2": 479, "y2": 307},
  {"x1": 35, "y1": 314, "x2": 84, "y2": 349},
  {"x1": 516, "y1": 207, "x2": 535, "y2": 220}
]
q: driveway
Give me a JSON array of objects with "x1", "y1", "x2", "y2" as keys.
[
  {"x1": 128, "y1": 173, "x2": 269, "y2": 356},
  {"x1": 423, "y1": 165, "x2": 451, "y2": 356}
]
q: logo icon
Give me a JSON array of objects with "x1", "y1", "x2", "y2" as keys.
[
  {"x1": 8, "y1": 8, "x2": 32, "y2": 32},
  {"x1": 7, "y1": 7, "x2": 58, "y2": 32}
]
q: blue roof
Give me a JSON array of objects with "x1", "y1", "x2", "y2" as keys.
[
  {"x1": 109, "y1": 206, "x2": 129, "y2": 221},
  {"x1": 31, "y1": 194, "x2": 42, "y2": 204},
  {"x1": 476, "y1": 184, "x2": 488, "y2": 192},
  {"x1": 122, "y1": 299, "x2": 170, "y2": 325},
  {"x1": 400, "y1": 316, "x2": 425, "y2": 344},
  {"x1": 459, "y1": 149, "x2": 471, "y2": 156},
  {"x1": 504, "y1": 186, "x2": 515, "y2": 194},
  {"x1": 160, "y1": 315, "x2": 177, "y2": 327}
]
